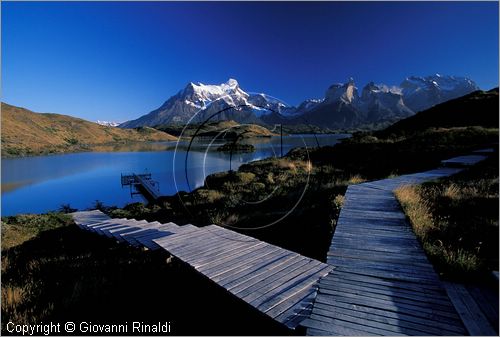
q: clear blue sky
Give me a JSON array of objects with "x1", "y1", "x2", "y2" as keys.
[{"x1": 2, "y1": 1, "x2": 498, "y2": 122}]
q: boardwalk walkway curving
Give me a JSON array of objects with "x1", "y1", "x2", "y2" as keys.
[
  {"x1": 302, "y1": 153, "x2": 492, "y2": 335},
  {"x1": 71, "y1": 211, "x2": 333, "y2": 329}
]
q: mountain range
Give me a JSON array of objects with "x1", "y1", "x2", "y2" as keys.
[{"x1": 119, "y1": 75, "x2": 480, "y2": 130}]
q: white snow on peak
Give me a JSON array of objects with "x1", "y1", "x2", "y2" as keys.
[
  {"x1": 225, "y1": 78, "x2": 239, "y2": 88},
  {"x1": 96, "y1": 120, "x2": 121, "y2": 127}
]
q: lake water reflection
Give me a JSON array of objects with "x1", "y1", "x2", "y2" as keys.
[{"x1": 1, "y1": 134, "x2": 349, "y2": 215}]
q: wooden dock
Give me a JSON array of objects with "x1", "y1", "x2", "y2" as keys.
[
  {"x1": 302, "y1": 153, "x2": 492, "y2": 336},
  {"x1": 71, "y1": 210, "x2": 333, "y2": 329},
  {"x1": 121, "y1": 173, "x2": 161, "y2": 200}
]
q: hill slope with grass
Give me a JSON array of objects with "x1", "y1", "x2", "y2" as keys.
[
  {"x1": 1, "y1": 102, "x2": 177, "y2": 157},
  {"x1": 156, "y1": 120, "x2": 277, "y2": 139},
  {"x1": 375, "y1": 88, "x2": 499, "y2": 138}
]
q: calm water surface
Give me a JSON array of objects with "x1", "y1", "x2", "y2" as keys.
[{"x1": 1, "y1": 134, "x2": 349, "y2": 215}]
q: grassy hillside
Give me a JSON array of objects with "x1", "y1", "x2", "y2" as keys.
[
  {"x1": 396, "y1": 153, "x2": 499, "y2": 280},
  {"x1": 2, "y1": 89, "x2": 498, "y2": 332},
  {"x1": 375, "y1": 88, "x2": 499, "y2": 138},
  {"x1": 156, "y1": 120, "x2": 278, "y2": 138},
  {"x1": 1, "y1": 103, "x2": 177, "y2": 157}
]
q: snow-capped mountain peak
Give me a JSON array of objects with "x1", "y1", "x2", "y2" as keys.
[
  {"x1": 119, "y1": 74, "x2": 480, "y2": 129},
  {"x1": 400, "y1": 74, "x2": 479, "y2": 111},
  {"x1": 325, "y1": 78, "x2": 359, "y2": 104},
  {"x1": 96, "y1": 120, "x2": 120, "y2": 127}
]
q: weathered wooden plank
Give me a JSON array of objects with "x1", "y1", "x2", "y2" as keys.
[
  {"x1": 104, "y1": 220, "x2": 148, "y2": 238},
  {"x1": 467, "y1": 285, "x2": 499, "y2": 330},
  {"x1": 310, "y1": 307, "x2": 432, "y2": 335},
  {"x1": 330, "y1": 265, "x2": 441, "y2": 285},
  {"x1": 318, "y1": 287, "x2": 461, "y2": 321},
  {"x1": 441, "y1": 155, "x2": 487, "y2": 166},
  {"x1": 327, "y1": 254, "x2": 434, "y2": 273},
  {"x1": 169, "y1": 235, "x2": 236, "y2": 259},
  {"x1": 154, "y1": 226, "x2": 207, "y2": 247},
  {"x1": 306, "y1": 313, "x2": 400, "y2": 336},
  {"x1": 267, "y1": 288, "x2": 317, "y2": 320},
  {"x1": 311, "y1": 300, "x2": 465, "y2": 335},
  {"x1": 120, "y1": 223, "x2": 177, "y2": 245},
  {"x1": 158, "y1": 228, "x2": 215, "y2": 252},
  {"x1": 332, "y1": 234, "x2": 421, "y2": 247},
  {"x1": 325, "y1": 269, "x2": 445, "y2": 293},
  {"x1": 263, "y1": 269, "x2": 330, "y2": 319},
  {"x1": 125, "y1": 223, "x2": 178, "y2": 242},
  {"x1": 187, "y1": 238, "x2": 263, "y2": 267},
  {"x1": 201, "y1": 245, "x2": 282, "y2": 277},
  {"x1": 314, "y1": 292, "x2": 463, "y2": 326},
  {"x1": 339, "y1": 216, "x2": 409, "y2": 225},
  {"x1": 108, "y1": 226, "x2": 144, "y2": 241},
  {"x1": 177, "y1": 239, "x2": 252, "y2": 264},
  {"x1": 336, "y1": 221, "x2": 412, "y2": 231},
  {"x1": 231, "y1": 257, "x2": 313, "y2": 296},
  {"x1": 444, "y1": 281, "x2": 498, "y2": 336},
  {"x1": 225, "y1": 255, "x2": 306, "y2": 292},
  {"x1": 98, "y1": 225, "x2": 130, "y2": 237},
  {"x1": 137, "y1": 230, "x2": 176, "y2": 244},
  {"x1": 152, "y1": 224, "x2": 198, "y2": 242},
  {"x1": 275, "y1": 289, "x2": 316, "y2": 324},
  {"x1": 304, "y1": 321, "x2": 376, "y2": 336},
  {"x1": 326, "y1": 255, "x2": 433, "y2": 276},
  {"x1": 318, "y1": 281, "x2": 455, "y2": 313},
  {"x1": 214, "y1": 248, "x2": 289, "y2": 284},
  {"x1": 135, "y1": 226, "x2": 180, "y2": 243},
  {"x1": 319, "y1": 275, "x2": 451, "y2": 305},
  {"x1": 333, "y1": 226, "x2": 416, "y2": 237},
  {"x1": 327, "y1": 247, "x2": 429, "y2": 264},
  {"x1": 192, "y1": 242, "x2": 271, "y2": 276},
  {"x1": 333, "y1": 230, "x2": 414, "y2": 241},
  {"x1": 151, "y1": 225, "x2": 199, "y2": 245},
  {"x1": 70, "y1": 210, "x2": 110, "y2": 225},
  {"x1": 244, "y1": 262, "x2": 324, "y2": 304},
  {"x1": 330, "y1": 242, "x2": 424, "y2": 256},
  {"x1": 86, "y1": 221, "x2": 123, "y2": 231},
  {"x1": 310, "y1": 304, "x2": 453, "y2": 335},
  {"x1": 339, "y1": 210, "x2": 406, "y2": 220},
  {"x1": 326, "y1": 258, "x2": 439, "y2": 281},
  {"x1": 170, "y1": 226, "x2": 257, "y2": 258},
  {"x1": 256, "y1": 266, "x2": 331, "y2": 313},
  {"x1": 196, "y1": 242, "x2": 268, "y2": 273}
]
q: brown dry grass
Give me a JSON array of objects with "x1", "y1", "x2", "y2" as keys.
[
  {"x1": 1, "y1": 102, "x2": 177, "y2": 157},
  {"x1": 395, "y1": 164, "x2": 498, "y2": 280}
]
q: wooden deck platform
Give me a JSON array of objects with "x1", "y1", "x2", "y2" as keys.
[
  {"x1": 302, "y1": 152, "x2": 494, "y2": 336},
  {"x1": 134, "y1": 174, "x2": 162, "y2": 199},
  {"x1": 121, "y1": 173, "x2": 162, "y2": 200},
  {"x1": 71, "y1": 210, "x2": 332, "y2": 329}
]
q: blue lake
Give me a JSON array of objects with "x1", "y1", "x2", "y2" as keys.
[{"x1": 1, "y1": 134, "x2": 349, "y2": 216}]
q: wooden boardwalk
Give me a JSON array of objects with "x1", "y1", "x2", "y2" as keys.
[
  {"x1": 444, "y1": 281, "x2": 498, "y2": 335},
  {"x1": 302, "y1": 153, "x2": 491, "y2": 336},
  {"x1": 72, "y1": 152, "x2": 496, "y2": 334},
  {"x1": 71, "y1": 210, "x2": 333, "y2": 329}
]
